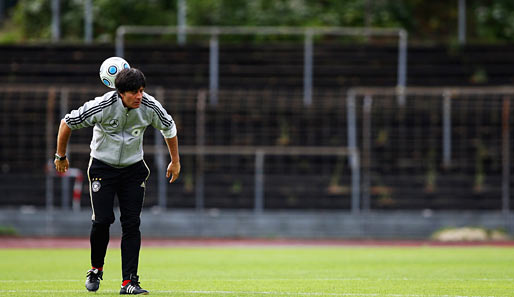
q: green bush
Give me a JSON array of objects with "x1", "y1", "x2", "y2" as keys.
[{"x1": 0, "y1": 225, "x2": 17, "y2": 236}]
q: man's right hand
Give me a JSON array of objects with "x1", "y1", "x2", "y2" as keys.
[{"x1": 54, "y1": 159, "x2": 69, "y2": 173}]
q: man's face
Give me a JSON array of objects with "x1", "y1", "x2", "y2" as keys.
[{"x1": 120, "y1": 87, "x2": 144, "y2": 109}]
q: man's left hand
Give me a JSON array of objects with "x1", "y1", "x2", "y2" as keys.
[{"x1": 166, "y1": 161, "x2": 181, "y2": 183}]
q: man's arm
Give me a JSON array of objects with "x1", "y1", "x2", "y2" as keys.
[
  {"x1": 164, "y1": 136, "x2": 180, "y2": 183},
  {"x1": 54, "y1": 119, "x2": 72, "y2": 173}
]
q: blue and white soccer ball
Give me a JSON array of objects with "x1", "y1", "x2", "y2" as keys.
[{"x1": 99, "y1": 57, "x2": 130, "y2": 88}]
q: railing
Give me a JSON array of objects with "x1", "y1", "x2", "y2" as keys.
[
  {"x1": 347, "y1": 86, "x2": 514, "y2": 213},
  {"x1": 115, "y1": 26, "x2": 408, "y2": 106},
  {"x1": 26, "y1": 88, "x2": 354, "y2": 213},
  {"x1": 1, "y1": 86, "x2": 512, "y2": 214},
  {"x1": 68, "y1": 144, "x2": 359, "y2": 214}
]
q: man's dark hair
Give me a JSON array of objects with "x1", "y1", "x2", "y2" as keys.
[{"x1": 115, "y1": 68, "x2": 146, "y2": 93}]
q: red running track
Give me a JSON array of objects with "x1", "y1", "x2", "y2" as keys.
[{"x1": 1, "y1": 237, "x2": 514, "y2": 248}]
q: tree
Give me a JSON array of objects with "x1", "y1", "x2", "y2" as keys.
[{"x1": 2, "y1": 0, "x2": 514, "y2": 43}]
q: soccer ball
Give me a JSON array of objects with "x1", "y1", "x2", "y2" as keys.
[{"x1": 99, "y1": 57, "x2": 130, "y2": 88}]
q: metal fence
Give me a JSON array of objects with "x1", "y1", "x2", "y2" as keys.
[
  {"x1": 0, "y1": 86, "x2": 357, "y2": 212},
  {"x1": 115, "y1": 26, "x2": 407, "y2": 106},
  {"x1": 0, "y1": 86, "x2": 512, "y2": 213},
  {"x1": 348, "y1": 87, "x2": 513, "y2": 213}
]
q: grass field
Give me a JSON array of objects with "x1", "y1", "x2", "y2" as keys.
[{"x1": 0, "y1": 245, "x2": 513, "y2": 296}]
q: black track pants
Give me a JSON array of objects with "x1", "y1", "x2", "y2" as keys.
[{"x1": 87, "y1": 157, "x2": 150, "y2": 281}]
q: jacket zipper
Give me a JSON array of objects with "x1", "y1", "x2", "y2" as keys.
[{"x1": 117, "y1": 110, "x2": 129, "y2": 166}]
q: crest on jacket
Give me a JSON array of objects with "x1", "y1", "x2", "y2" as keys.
[{"x1": 109, "y1": 119, "x2": 119, "y2": 128}]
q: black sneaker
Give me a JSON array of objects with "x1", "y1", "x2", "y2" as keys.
[
  {"x1": 85, "y1": 268, "x2": 103, "y2": 292},
  {"x1": 120, "y1": 274, "x2": 149, "y2": 295}
]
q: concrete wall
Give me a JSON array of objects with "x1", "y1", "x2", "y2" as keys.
[{"x1": 1, "y1": 209, "x2": 512, "y2": 239}]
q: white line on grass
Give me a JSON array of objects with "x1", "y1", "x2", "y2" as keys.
[
  {"x1": 0, "y1": 289, "x2": 508, "y2": 297},
  {"x1": 155, "y1": 291, "x2": 508, "y2": 297},
  {"x1": 0, "y1": 279, "x2": 118, "y2": 283},
  {"x1": 1, "y1": 277, "x2": 513, "y2": 282},
  {"x1": 152, "y1": 278, "x2": 514, "y2": 282}
]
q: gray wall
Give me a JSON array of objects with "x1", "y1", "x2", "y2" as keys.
[{"x1": 1, "y1": 209, "x2": 512, "y2": 239}]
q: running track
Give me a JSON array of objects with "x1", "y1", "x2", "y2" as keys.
[{"x1": 1, "y1": 237, "x2": 514, "y2": 248}]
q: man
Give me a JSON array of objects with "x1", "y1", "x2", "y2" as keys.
[{"x1": 54, "y1": 68, "x2": 180, "y2": 295}]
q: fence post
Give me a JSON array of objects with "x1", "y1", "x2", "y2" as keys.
[
  {"x1": 442, "y1": 90, "x2": 452, "y2": 168},
  {"x1": 502, "y1": 97, "x2": 510, "y2": 215},
  {"x1": 350, "y1": 150, "x2": 361, "y2": 215},
  {"x1": 195, "y1": 91, "x2": 207, "y2": 211},
  {"x1": 115, "y1": 27, "x2": 125, "y2": 57},
  {"x1": 303, "y1": 30, "x2": 313, "y2": 106},
  {"x1": 397, "y1": 29, "x2": 408, "y2": 106},
  {"x1": 346, "y1": 89, "x2": 360, "y2": 214},
  {"x1": 59, "y1": 88, "x2": 71, "y2": 209},
  {"x1": 51, "y1": 0, "x2": 60, "y2": 42},
  {"x1": 45, "y1": 88, "x2": 58, "y2": 236},
  {"x1": 46, "y1": 88, "x2": 57, "y2": 213},
  {"x1": 362, "y1": 95, "x2": 373, "y2": 212},
  {"x1": 154, "y1": 88, "x2": 167, "y2": 209},
  {"x1": 177, "y1": 0, "x2": 187, "y2": 45},
  {"x1": 84, "y1": 0, "x2": 93, "y2": 43},
  {"x1": 209, "y1": 34, "x2": 219, "y2": 106},
  {"x1": 458, "y1": 0, "x2": 467, "y2": 45},
  {"x1": 254, "y1": 149, "x2": 265, "y2": 214}
]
